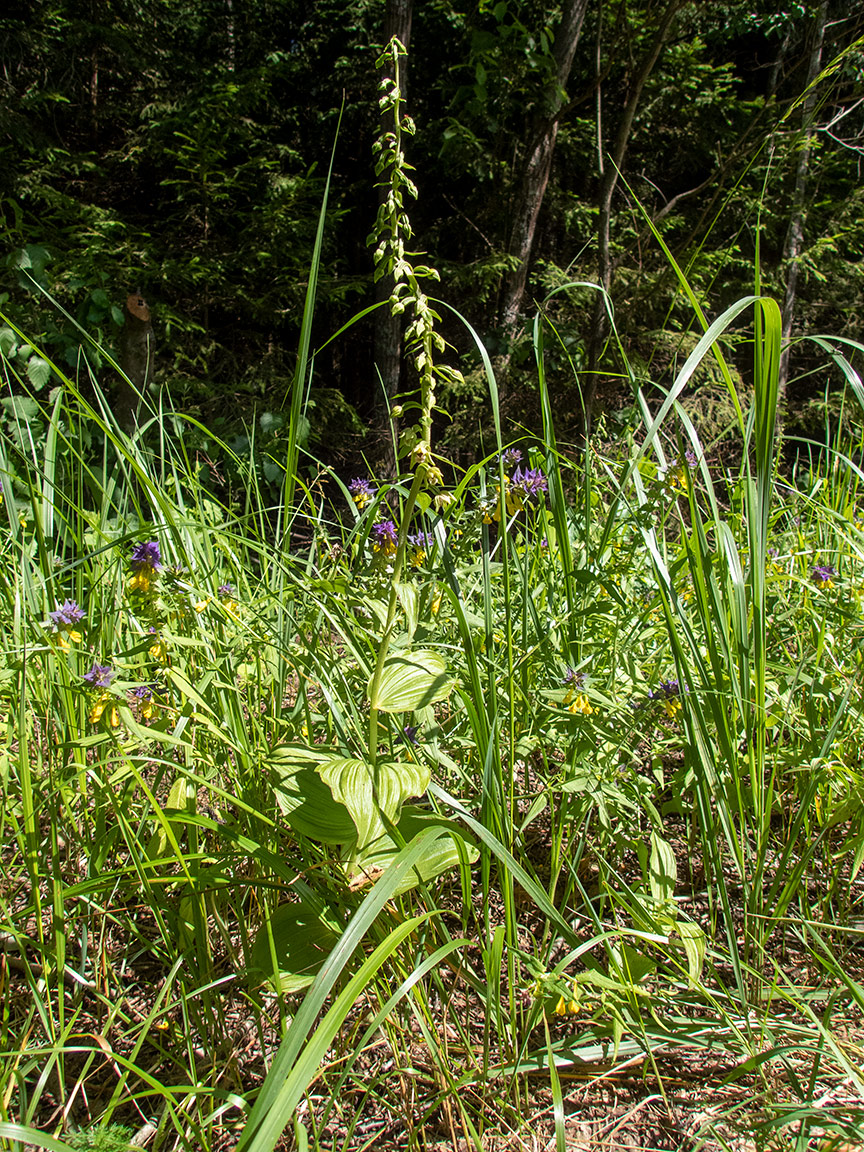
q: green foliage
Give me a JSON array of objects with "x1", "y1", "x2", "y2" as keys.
[{"x1": 2, "y1": 15, "x2": 864, "y2": 1151}]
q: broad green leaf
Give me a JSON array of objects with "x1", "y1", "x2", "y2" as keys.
[
  {"x1": 269, "y1": 746, "x2": 357, "y2": 844},
  {"x1": 145, "y1": 775, "x2": 194, "y2": 861},
  {"x1": 318, "y1": 756, "x2": 430, "y2": 853},
  {"x1": 249, "y1": 901, "x2": 340, "y2": 993},
  {"x1": 369, "y1": 650, "x2": 452, "y2": 713},
  {"x1": 1, "y1": 394, "x2": 40, "y2": 422},
  {"x1": 347, "y1": 805, "x2": 478, "y2": 895},
  {"x1": 26, "y1": 355, "x2": 52, "y2": 390}
]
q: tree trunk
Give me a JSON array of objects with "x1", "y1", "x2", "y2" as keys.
[
  {"x1": 581, "y1": 0, "x2": 688, "y2": 434},
  {"x1": 498, "y1": 0, "x2": 591, "y2": 340},
  {"x1": 373, "y1": 0, "x2": 413, "y2": 466},
  {"x1": 115, "y1": 289, "x2": 154, "y2": 432},
  {"x1": 779, "y1": 1, "x2": 828, "y2": 397}
]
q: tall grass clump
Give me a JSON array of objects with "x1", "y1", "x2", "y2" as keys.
[{"x1": 2, "y1": 37, "x2": 864, "y2": 1152}]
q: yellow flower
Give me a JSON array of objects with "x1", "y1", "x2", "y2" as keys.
[
  {"x1": 89, "y1": 692, "x2": 120, "y2": 727},
  {"x1": 148, "y1": 636, "x2": 168, "y2": 663},
  {"x1": 662, "y1": 697, "x2": 682, "y2": 719},
  {"x1": 194, "y1": 598, "x2": 210, "y2": 613},
  {"x1": 554, "y1": 989, "x2": 580, "y2": 1016},
  {"x1": 566, "y1": 692, "x2": 594, "y2": 716},
  {"x1": 129, "y1": 569, "x2": 156, "y2": 594}
]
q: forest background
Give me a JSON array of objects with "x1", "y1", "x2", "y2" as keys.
[{"x1": 2, "y1": 0, "x2": 863, "y2": 472}]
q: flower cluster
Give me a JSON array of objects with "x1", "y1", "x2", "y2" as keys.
[
  {"x1": 665, "y1": 449, "x2": 698, "y2": 493},
  {"x1": 217, "y1": 582, "x2": 241, "y2": 615},
  {"x1": 407, "y1": 531, "x2": 433, "y2": 567},
  {"x1": 499, "y1": 447, "x2": 522, "y2": 469},
  {"x1": 563, "y1": 668, "x2": 593, "y2": 716},
  {"x1": 129, "y1": 540, "x2": 163, "y2": 594},
  {"x1": 349, "y1": 477, "x2": 376, "y2": 511},
  {"x1": 49, "y1": 600, "x2": 86, "y2": 649},
  {"x1": 372, "y1": 519, "x2": 398, "y2": 557},
  {"x1": 647, "y1": 678, "x2": 684, "y2": 718},
  {"x1": 131, "y1": 683, "x2": 157, "y2": 721},
  {"x1": 511, "y1": 466, "x2": 548, "y2": 500},
  {"x1": 554, "y1": 981, "x2": 583, "y2": 1017},
  {"x1": 84, "y1": 663, "x2": 115, "y2": 688},
  {"x1": 84, "y1": 662, "x2": 119, "y2": 727},
  {"x1": 483, "y1": 461, "x2": 549, "y2": 521},
  {"x1": 812, "y1": 564, "x2": 836, "y2": 589}
]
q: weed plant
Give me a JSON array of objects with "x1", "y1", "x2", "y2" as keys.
[{"x1": 2, "y1": 38, "x2": 864, "y2": 1152}]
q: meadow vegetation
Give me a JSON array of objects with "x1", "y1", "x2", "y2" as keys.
[{"x1": 2, "y1": 30, "x2": 864, "y2": 1152}]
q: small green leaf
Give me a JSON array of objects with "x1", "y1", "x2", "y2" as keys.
[
  {"x1": 649, "y1": 832, "x2": 677, "y2": 909},
  {"x1": 26, "y1": 355, "x2": 52, "y2": 390},
  {"x1": 0, "y1": 327, "x2": 17, "y2": 357},
  {"x1": 1, "y1": 395, "x2": 40, "y2": 422},
  {"x1": 677, "y1": 920, "x2": 706, "y2": 986},
  {"x1": 370, "y1": 650, "x2": 452, "y2": 713},
  {"x1": 249, "y1": 901, "x2": 340, "y2": 994},
  {"x1": 318, "y1": 756, "x2": 430, "y2": 853}
]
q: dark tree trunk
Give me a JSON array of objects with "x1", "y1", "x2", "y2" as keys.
[
  {"x1": 115, "y1": 289, "x2": 154, "y2": 432},
  {"x1": 498, "y1": 0, "x2": 591, "y2": 340},
  {"x1": 373, "y1": 0, "x2": 413, "y2": 467},
  {"x1": 581, "y1": 0, "x2": 688, "y2": 434},
  {"x1": 779, "y1": 1, "x2": 828, "y2": 397}
]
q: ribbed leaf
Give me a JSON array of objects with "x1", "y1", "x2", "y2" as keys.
[
  {"x1": 348, "y1": 805, "x2": 477, "y2": 894},
  {"x1": 318, "y1": 756, "x2": 430, "y2": 852},
  {"x1": 369, "y1": 650, "x2": 452, "y2": 713},
  {"x1": 269, "y1": 746, "x2": 357, "y2": 844}
]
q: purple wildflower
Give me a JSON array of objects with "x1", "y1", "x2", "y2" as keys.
[
  {"x1": 812, "y1": 564, "x2": 836, "y2": 588},
  {"x1": 49, "y1": 600, "x2": 86, "y2": 629},
  {"x1": 499, "y1": 448, "x2": 522, "y2": 470},
  {"x1": 647, "y1": 678, "x2": 685, "y2": 718},
  {"x1": 349, "y1": 478, "x2": 376, "y2": 510},
  {"x1": 84, "y1": 663, "x2": 115, "y2": 688},
  {"x1": 564, "y1": 667, "x2": 585, "y2": 688},
  {"x1": 372, "y1": 520, "x2": 398, "y2": 556},
  {"x1": 648, "y1": 679, "x2": 681, "y2": 700},
  {"x1": 407, "y1": 532, "x2": 434, "y2": 549},
  {"x1": 131, "y1": 541, "x2": 163, "y2": 571},
  {"x1": 400, "y1": 724, "x2": 421, "y2": 746},
  {"x1": 217, "y1": 583, "x2": 236, "y2": 598},
  {"x1": 511, "y1": 466, "x2": 548, "y2": 500},
  {"x1": 131, "y1": 684, "x2": 154, "y2": 700}
]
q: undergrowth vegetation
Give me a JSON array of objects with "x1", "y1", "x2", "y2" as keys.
[{"x1": 2, "y1": 39, "x2": 864, "y2": 1152}]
